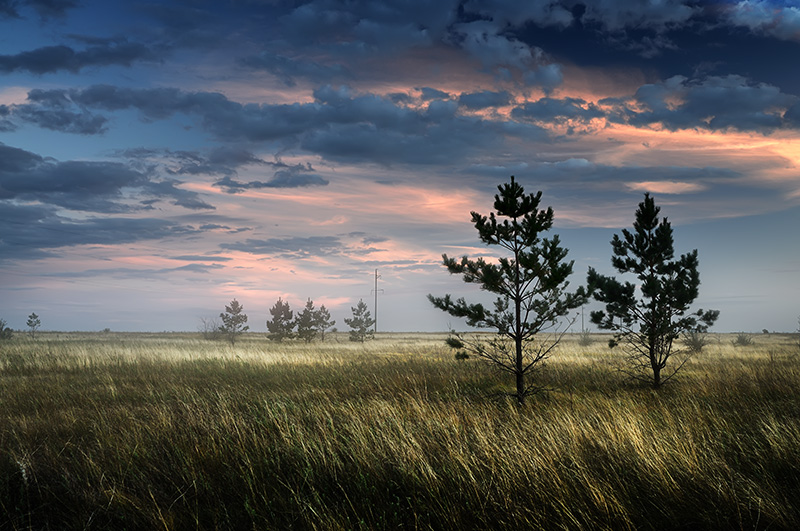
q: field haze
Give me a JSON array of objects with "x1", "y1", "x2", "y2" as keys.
[{"x1": 1, "y1": 332, "x2": 799, "y2": 530}]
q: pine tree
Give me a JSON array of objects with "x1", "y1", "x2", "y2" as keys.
[
  {"x1": 344, "y1": 299, "x2": 374, "y2": 342},
  {"x1": 27, "y1": 312, "x2": 41, "y2": 340},
  {"x1": 267, "y1": 298, "x2": 294, "y2": 342},
  {"x1": 295, "y1": 298, "x2": 317, "y2": 343},
  {"x1": 313, "y1": 304, "x2": 335, "y2": 341},
  {"x1": 429, "y1": 176, "x2": 586, "y2": 405},
  {"x1": 587, "y1": 193, "x2": 719, "y2": 388},
  {"x1": 219, "y1": 299, "x2": 249, "y2": 345}
]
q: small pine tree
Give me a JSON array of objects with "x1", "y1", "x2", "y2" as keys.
[
  {"x1": 344, "y1": 299, "x2": 374, "y2": 343},
  {"x1": 27, "y1": 312, "x2": 41, "y2": 340},
  {"x1": 267, "y1": 298, "x2": 294, "y2": 342},
  {"x1": 219, "y1": 299, "x2": 249, "y2": 345},
  {"x1": 587, "y1": 193, "x2": 719, "y2": 388},
  {"x1": 313, "y1": 304, "x2": 335, "y2": 341},
  {"x1": 295, "y1": 298, "x2": 317, "y2": 343}
]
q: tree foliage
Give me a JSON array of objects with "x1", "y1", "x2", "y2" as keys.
[
  {"x1": 27, "y1": 312, "x2": 41, "y2": 340},
  {"x1": 295, "y1": 299, "x2": 318, "y2": 343},
  {"x1": 587, "y1": 193, "x2": 719, "y2": 388},
  {"x1": 314, "y1": 304, "x2": 335, "y2": 342},
  {"x1": 267, "y1": 298, "x2": 294, "y2": 342},
  {"x1": 219, "y1": 299, "x2": 249, "y2": 345},
  {"x1": 344, "y1": 299, "x2": 374, "y2": 343},
  {"x1": 429, "y1": 176, "x2": 586, "y2": 404}
]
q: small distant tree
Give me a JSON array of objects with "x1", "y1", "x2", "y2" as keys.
[
  {"x1": 429, "y1": 176, "x2": 587, "y2": 405},
  {"x1": 0, "y1": 319, "x2": 12, "y2": 340},
  {"x1": 587, "y1": 193, "x2": 719, "y2": 389},
  {"x1": 344, "y1": 299, "x2": 374, "y2": 342},
  {"x1": 295, "y1": 298, "x2": 318, "y2": 343},
  {"x1": 199, "y1": 316, "x2": 223, "y2": 340},
  {"x1": 267, "y1": 298, "x2": 294, "y2": 342},
  {"x1": 26, "y1": 313, "x2": 41, "y2": 339},
  {"x1": 314, "y1": 304, "x2": 335, "y2": 341},
  {"x1": 219, "y1": 299, "x2": 249, "y2": 345}
]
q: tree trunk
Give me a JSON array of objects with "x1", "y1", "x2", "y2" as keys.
[
  {"x1": 652, "y1": 363, "x2": 661, "y2": 388},
  {"x1": 515, "y1": 336, "x2": 525, "y2": 405}
]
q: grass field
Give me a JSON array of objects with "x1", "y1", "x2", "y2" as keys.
[{"x1": 1, "y1": 331, "x2": 799, "y2": 530}]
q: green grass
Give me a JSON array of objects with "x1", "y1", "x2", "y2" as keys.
[{"x1": 1, "y1": 332, "x2": 799, "y2": 530}]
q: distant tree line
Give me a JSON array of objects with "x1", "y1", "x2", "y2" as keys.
[{"x1": 205, "y1": 296, "x2": 375, "y2": 344}]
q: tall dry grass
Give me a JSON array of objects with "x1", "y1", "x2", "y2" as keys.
[{"x1": 1, "y1": 332, "x2": 798, "y2": 529}]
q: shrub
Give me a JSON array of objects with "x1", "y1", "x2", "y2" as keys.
[
  {"x1": 732, "y1": 333, "x2": 753, "y2": 347},
  {"x1": 683, "y1": 330, "x2": 708, "y2": 353}
]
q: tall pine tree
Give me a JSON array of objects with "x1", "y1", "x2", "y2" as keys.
[
  {"x1": 429, "y1": 176, "x2": 586, "y2": 404},
  {"x1": 587, "y1": 193, "x2": 719, "y2": 388}
]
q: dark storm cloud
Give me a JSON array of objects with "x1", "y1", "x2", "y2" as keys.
[
  {"x1": 604, "y1": 75, "x2": 799, "y2": 132},
  {"x1": 0, "y1": 0, "x2": 77, "y2": 19},
  {"x1": 277, "y1": 0, "x2": 459, "y2": 50},
  {"x1": 13, "y1": 105, "x2": 107, "y2": 134},
  {"x1": 419, "y1": 87, "x2": 451, "y2": 101},
  {"x1": 511, "y1": 97, "x2": 605, "y2": 124},
  {"x1": 120, "y1": 146, "x2": 268, "y2": 177},
  {"x1": 576, "y1": 0, "x2": 697, "y2": 32},
  {"x1": 29, "y1": 84, "x2": 546, "y2": 165},
  {"x1": 0, "y1": 143, "x2": 214, "y2": 212},
  {"x1": 0, "y1": 40, "x2": 157, "y2": 74},
  {"x1": 7, "y1": 87, "x2": 110, "y2": 134},
  {"x1": 0, "y1": 201, "x2": 202, "y2": 262},
  {"x1": 458, "y1": 90, "x2": 512, "y2": 110}
]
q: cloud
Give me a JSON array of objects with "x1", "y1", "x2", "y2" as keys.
[
  {"x1": 240, "y1": 53, "x2": 351, "y2": 86},
  {"x1": 0, "y1": 40, "x2": 157, "y2": 74},
  {"x1": 214, "y1": 168, "x2": 329, "y2": 192},
  {"x1": 511, "y1": 97, "x2": 604, "y2": 124},
  {"x1": 0, "y1": 143, "x2": 214, "y2": 212},
  {"x1": 462, "y1": 0, "x2": 573, "y2": 29},
  {"x1": 221, "y1": 236, "x2": 345, "y2": 258},
  {"x1": 626, "y1": 181, "x2": 707, "y2": 194},
  {"x1": 419, "y1": 87, "x2": 451, "y2": 100},
  {"x1": 604, "y1": 75, "x2": 798, "y2": 132},
  {"x1": 0, "y1": 0, "x2": 78, "y2": 19},
  {"x1": 277, "y1": 0, "x2": 459, "y2": 52},
  {"x1": 0, "y1": 201, "x2": 202, "y2": 262},
  {"x1": 578, "y1": 0, "x2": 698, "y2": 32},
  {"x1": 30, "y1": 84, "x2": 547, "y2": 166},
  {"x1": 725, "y1": 1, "x2": 800, "y2": 42},
  {"x1": 458, "y1": 90, "x2": 512, "y2": 110},
  {"x1": 121, "y1": 146, "x2": 268, "y2": 176},
  {"x1": 49, "y1": 263, "x2": 226, "y2": 279}
]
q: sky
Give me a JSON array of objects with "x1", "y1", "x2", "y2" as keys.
[{"x1": 1, "y1": 0, "x2": 799, "y2": 333}]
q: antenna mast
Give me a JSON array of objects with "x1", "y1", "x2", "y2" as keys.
[{"x1": 372, "y1": 268, "x2": 384, "y2": 333}]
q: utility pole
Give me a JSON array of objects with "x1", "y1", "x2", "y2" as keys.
[{"x1": 371, "y1": 268, "x2": 383, "y2": 333}]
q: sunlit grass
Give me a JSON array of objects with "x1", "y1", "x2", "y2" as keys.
[{"x1": 1, "y1": 332, "x2": 798, "y2": 529}]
